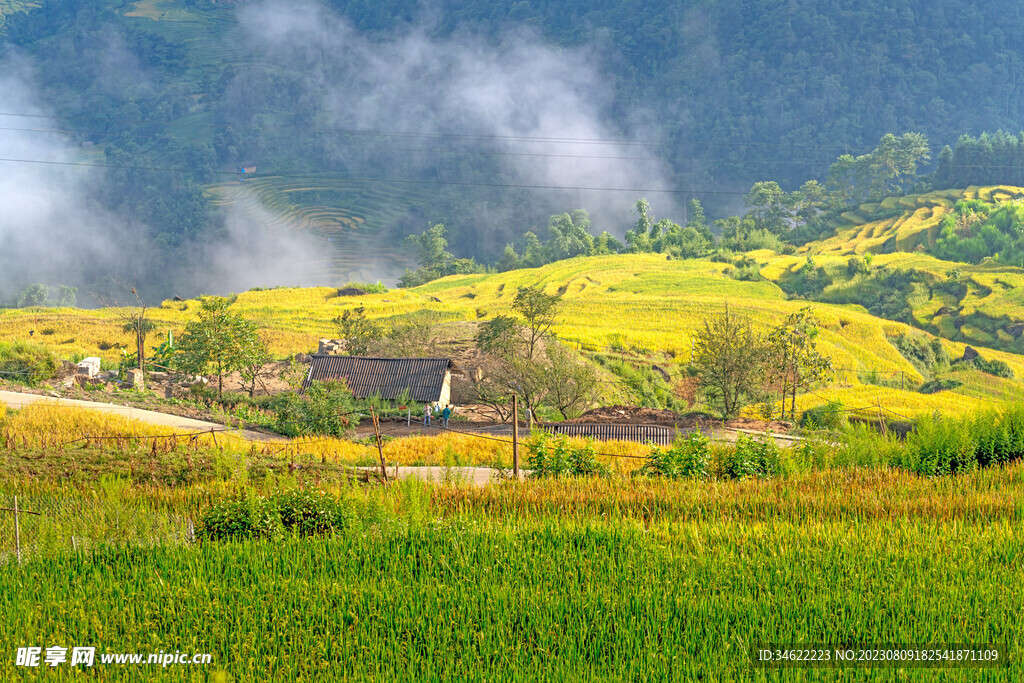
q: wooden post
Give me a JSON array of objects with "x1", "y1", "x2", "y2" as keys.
[
  {"x1": 512, "y1": 394, "x2": 519, "y2": 480},
  {"x1": 14, "y1": 495, "x2": 20, "y2": 564},
  {"x1": 407, "y1": 407, "x2": 411, "y2": 427},
  {"x1": 370, "y1": 406, "x2": 388, "y2": 482}
]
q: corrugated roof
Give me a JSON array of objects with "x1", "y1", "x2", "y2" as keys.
[
  {"x1": 543, "y1": 423, "x2": 678, "y2": 445},
  {"x1": 302, "y1": 356, "x2": 451, "y2": 402}
]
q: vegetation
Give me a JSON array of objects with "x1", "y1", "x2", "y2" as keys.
[
  {"x1": 174, "y1": 296, "x2": 266, "y2": 397},
  {"x1": 0, "y1": 340, "x2": 58, "y2": 386},
  {"x1": 692, "y1": 306, "x2": 767, "y2": 418}
]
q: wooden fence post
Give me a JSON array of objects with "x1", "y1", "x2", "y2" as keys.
[
  {"x1": 512, "y1": 394, "x2": 519, "y2": 480},
  {"x1": 370, "y1": 406, "x2": 388, "y2": 482},
  {"x1": 14, "y1": 496, "x2": 20, "y2": 564}
]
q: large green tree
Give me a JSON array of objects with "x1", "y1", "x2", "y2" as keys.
[{"x1": 175, "y1": 296, "x2": 264, "y2": 397}]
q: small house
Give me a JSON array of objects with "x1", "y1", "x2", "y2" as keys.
[
  {"x1": 236, "y1": 162, "x2": 257, "y2": 175},
  {"x1": 302, "y1": 356, "x2": 453, "y2": 405}
]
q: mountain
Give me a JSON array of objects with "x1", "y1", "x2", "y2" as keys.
[{"x1": 3, "y1": 0, "x2": 1024, "y2": 299}]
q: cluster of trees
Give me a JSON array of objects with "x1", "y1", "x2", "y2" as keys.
[
  {"x1": 395, "y1": 133, "x2": 938, "y2": 284},
  {"x1": 934, "y1": 131, "x2": 1024, "y2": 189},
  {"x1": 8, "y1": 0, "x2": 1024, "y2": 300},
  {"x1": 692, "y1": 306, "x2": 833, "y2": 419},
  {"x1": 931, "y1": 198, "x2": 1024, "y2": 267},
  {"x1": 472, "y1": 286, "x2": 598, "y2": 420},
  {"x1": 2, "y1": 283, "x2": 78, "y2": 309}
]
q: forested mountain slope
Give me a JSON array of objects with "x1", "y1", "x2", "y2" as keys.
[{"x1": 3, "y1": 0, "x2": 1024, "y2": 299}]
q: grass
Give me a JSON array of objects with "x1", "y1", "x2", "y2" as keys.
[{"x1": 3, "y1": 394, "x2": 1024, "y2": 678}]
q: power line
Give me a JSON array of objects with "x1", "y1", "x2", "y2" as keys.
[{"x1": 0, "y1": 156, "x2": 746, "y2": 195}]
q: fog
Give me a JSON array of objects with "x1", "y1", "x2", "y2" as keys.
[
  {"x1": 236, "y1": 0, "x2": 678, "y2": 236},
  {"x1": 1, "y1": 1, "x2": 681, "y2": 302}
]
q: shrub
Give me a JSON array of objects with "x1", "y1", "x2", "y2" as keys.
[
  {"x1": 272, "y1": 489, "x2": 354, "y2": 536},
  {"x1": 0, "y1": 341, "x2": 59, "y2": 385},
  {"x1": 639, "y1": 430, "x2": 711, "y2": 479},
  {"x1": 962, "y1": 357, "x2": 1014, "y2": 379},
  {"x1": 527, "y1": 432, "x2": 608, "y2": 478},
  {"x1": 196, "y1": 494, "x2": 280, "y2": 542},
  {"x1": 799, "y1": 401, "x2": 847, "y2": 430},
  {"x1": 918, "y1": 378, "x2": 963, "y2": 394},
  {"x1": 720, "y1": 434, "x2": 780, "y2": 479},
  {"x1": 197, "y1": 490, "x2": 356, "y2": 542},
  {"x1": 899, "y1": 414, "x2": 977, "y2": 476},
  {"x1": 275, "y1": 380, "x2": 357, "y2": 437}
]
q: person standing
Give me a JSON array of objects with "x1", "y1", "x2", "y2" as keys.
[
  {"x1": 423, "y1": 403, "x2": 432, "y2": 427},
  {"x1": 441, "y1": 405, "x2": 451, "y2": 428}
]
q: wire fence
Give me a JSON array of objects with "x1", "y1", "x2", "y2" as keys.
[{"x1": 0, "y1": 493, "x2": 195, "y2": 564}]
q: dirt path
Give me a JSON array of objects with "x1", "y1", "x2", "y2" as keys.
[{"x1": 0, "y1": 391, "x2": 284, "y2": 442}]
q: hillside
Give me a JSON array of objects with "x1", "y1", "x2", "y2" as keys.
[
  {"x1": 5, "y1": 251, "x2": 1024, "y2": 420},
  {"x1": 774, "y1": 185, "x2": 1024, "y2": 353},
  {"x1": 5, "y1": 0, "x2": 1024, "y2": 297}
]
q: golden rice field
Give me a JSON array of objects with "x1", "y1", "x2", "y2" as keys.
[
  {"x1": 0, "y1": 402, "x2": 650, "y2": 474},
  {"x1": 5, "y1": 248, "x2": 1024, "y2": 418}
]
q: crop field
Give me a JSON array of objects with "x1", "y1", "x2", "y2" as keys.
[
  {"x1": 0, "y1": 0, "x2": 37, "y2": 31},
  {"x1": 5, "y1": 249, "x2": 1024, "y2": 418},
  {"x1": 0, "y1": 464, "x2": 1022, "y2": 680}
]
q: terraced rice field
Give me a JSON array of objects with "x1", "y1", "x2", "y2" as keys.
[
  {"x1": 7, "y1": 251, "x2": 1024, "y2": 417},
  {"x1": 0, "y1": 0, "x2": 38, "y2": 31}
]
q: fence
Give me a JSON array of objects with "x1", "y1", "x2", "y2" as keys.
[{"x1": 0, "y1": 492, "x2": 195, "y2": 564}]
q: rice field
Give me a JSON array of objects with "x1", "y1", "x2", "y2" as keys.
[
  {"x1": 0, "y1": 0, "x2": 38, "y2": 31},
  {"x1": 4, "y1": 248, "x2": 1024, "y2": 417},
  {"x1": 0, "y1": 466, "x2": 1022, "y2": 680}
]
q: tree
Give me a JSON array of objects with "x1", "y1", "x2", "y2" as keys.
[
  {"x1": 332, "y1": 307, "x2": 383, "y2": 356},
  {"x1": 512, "y1": 285, "x2": 562, "y2": 361},
  {"x1": 745, "y1": 181, "x2": 793, "y2": 235},
  {"x1": 693, "y1": 306, "x2": 768, "y2": 418},
  {"x1": 399, "y1": 223, "x2": 481, "y2": 287},
  {"x1": 547, "y1": 210, "x2": 594, "y2": 261},
  {"x1": 238, "y1": 333, "x2": 272, "y2": 398},
  {"x1": 765, "y1": 308, "x2": 835, "y2": 420},
  {"x1": 119, "y1": 286, "x2": 156, "y2": 380},
  {"x1": 175, "y1": 296, "x2": 263, "y2": 397},
  {"x1": 544, "y1": 342, "x2": 599, "y2": 419},
  {"x1": 14, "y1": 283, "x2": 48, "y2": 308},
  {"x1": 625, "y1": 198, "x2": 654, "y2": 252}
]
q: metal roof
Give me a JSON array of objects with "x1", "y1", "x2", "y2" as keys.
[
  {"x1": 543, "y1": 423, "x2": 679, "y2": 445},
  {"x1": 302, "y1": 356, "x2": 452, "y2": 402}
]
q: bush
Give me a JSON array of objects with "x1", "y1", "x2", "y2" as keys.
[
  {"x1": 918, "y1": 378, "x2": 963, "y2": 394},
  {"x1": 639, "y1": 430, "x2": 711, "y2": 479},
  {"x1": 720, "y1": 434, "x2": 780, "y2": 479},
  {"x1": 960, "y1": 356, "x2": 1014, "y2": 379},
  {"x1": 799, "y1": 401, "x2": 847, "y2": 430},
  {"x1": 889, "y1": 333, "x2": 948, "y2": 374},
  {"x1": 197, "y1": 490, "x2": 355, "y2": 541},
  {"x1": 272, "y1": 489, "x2": 354, "y2": 536},
  {"x1": 196, "y1": 494, "x2": 281, "y2": 542},
  {"x1": 0, "y1": 341, "x2": 59, "y2": 385},
  {"x1": 899, "y1": 414, "x2": 977, "y2": 476},
  {"x1": 275, "y1": 380, "x2": 357, "y2": 437},
  {"x1": 527, "y1": 432, "x2": 608, "y2": 478}
]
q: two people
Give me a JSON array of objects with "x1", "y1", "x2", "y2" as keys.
[{"x1": 423, "y1": 403, "x2": 452, "y2": 428}]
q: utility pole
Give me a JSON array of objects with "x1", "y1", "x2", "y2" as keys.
[{"x1": 511, "y1": 394, "x2": 519, "y2": 480}]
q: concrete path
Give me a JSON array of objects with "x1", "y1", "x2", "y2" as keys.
[
  {"x1": 0, "y1": 391, "x2": 282, "y2": 442},
  {"x1": 370, "y1": 466, "x2": 516, "y2": 486}
]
